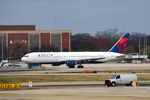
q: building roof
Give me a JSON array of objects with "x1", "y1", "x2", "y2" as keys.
[
  {"x1": 0, "y1": 30, "x2": 72, "y2": 34},
  {"x1": 0, "y1": 25, "x2": 72, "y2": 34},
  {"x1": 0, "y1": 25, "x2": 35, "y2": 31}
]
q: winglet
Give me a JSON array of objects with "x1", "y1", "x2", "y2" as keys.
[{"x1": 109, "y1": 33, "x2": 130, "y2": 53}]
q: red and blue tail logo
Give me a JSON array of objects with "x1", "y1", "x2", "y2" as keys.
[{"x1": 109, "y1": 33, "x2": 130, "y2": 53}]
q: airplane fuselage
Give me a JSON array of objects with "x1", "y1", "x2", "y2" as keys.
[{"x1": 21, "y1": 51, "x2": 124, "y2": 64}]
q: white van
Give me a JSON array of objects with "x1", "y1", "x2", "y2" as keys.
[{"x1": 105, "y1": 74, "x2": 137, "y2": 87}]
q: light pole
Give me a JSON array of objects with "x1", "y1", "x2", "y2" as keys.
[
  {"x1": 139, "y1": 37, "x2": 140, "y2": 55},
  {"x1": 1, "y1": 34, "x2": 3, "y2": 61}
]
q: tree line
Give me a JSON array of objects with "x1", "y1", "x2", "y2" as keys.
[{"x1": 71, "y1": 29, "x2": 150, "y2": 59}]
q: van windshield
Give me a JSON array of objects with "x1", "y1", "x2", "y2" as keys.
[{"x1": 110, "y1": 75, "x2": 116, "y2": 79}]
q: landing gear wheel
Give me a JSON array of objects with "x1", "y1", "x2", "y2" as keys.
[
  {"x1": 69, "y1": 66, "x2": 75, "y2": 68},
  {"x1": 77, "y1": 65, "x2": 84, "y2": 68},
  {"x1": 28, "y1": 66, "x2": 32, "y2": 69},
  {"x1": 28, "y1": 64, "x2": 32, "y2": 69}
]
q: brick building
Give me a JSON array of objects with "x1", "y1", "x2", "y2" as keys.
[
  {"x1": 0, "y1": 25, "x2": 72, "y2": 58},
  {"x1": 85, "y1": 37, "x2": 108, "y2": 50}
]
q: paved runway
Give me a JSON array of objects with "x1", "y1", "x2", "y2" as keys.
[
  {"x1": 22, "y1": 81, "x2": 150, "y2": 88},
  {"x1": 0, "y1": 63, "x2": 150, "y2": 75},
  {"x1": 1, "y1": 63, "x2": 150, "y2": 72},
  {"x1": 0, "y1": 87, "x2": 150, "y2": 100}
]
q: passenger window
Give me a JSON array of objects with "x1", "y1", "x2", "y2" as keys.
[{"x1": 116, "y1": 75, "x2": 120, "y2": 79}]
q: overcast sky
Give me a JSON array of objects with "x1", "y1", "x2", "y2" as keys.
[{"x1": 0, "y1": 0, "x2": 150, "y2": 34}]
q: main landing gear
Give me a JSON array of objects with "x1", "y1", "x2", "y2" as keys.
[
  {"x1": 77, "y1": 64, "x2": 84, "y2": 68},
  {"x1": 68, "y1": 65, "x2": 75, "y2": 68},
  {"x1": 68, "y1": 65, "x2": 84, "y2": 68}
]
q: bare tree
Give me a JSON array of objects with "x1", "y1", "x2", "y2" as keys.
[{"x1": 10, "y1": 40, "x2": 28, "y2": 59}]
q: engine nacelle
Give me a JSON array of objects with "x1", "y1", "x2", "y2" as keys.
[{"x1": 66, "y1": 60, "x2": 76, "y2": 68}]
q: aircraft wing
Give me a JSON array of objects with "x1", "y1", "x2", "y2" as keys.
[{"x1": 59, "y1": 56, "x2": 105, "y2": 62}]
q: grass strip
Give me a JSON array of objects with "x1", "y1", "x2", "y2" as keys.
[
  {"x1": 0, "y1": 75, "x2": 109, "y2": 83},
  {"x1": 0, "y1": 75, "x2": 150, "y2": 83}
]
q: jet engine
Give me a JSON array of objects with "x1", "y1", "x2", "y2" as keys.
[{"x1": 66, "y1": 60, "x2": 76, "y2": 68}]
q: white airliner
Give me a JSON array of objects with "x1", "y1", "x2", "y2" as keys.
[{"x1": 21, "y1": 33, "x2": 130, "y2": 68}]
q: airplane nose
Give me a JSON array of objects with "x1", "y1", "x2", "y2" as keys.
[{"x1": 21, "y1": 57, "x2": 25, "y2": 61}]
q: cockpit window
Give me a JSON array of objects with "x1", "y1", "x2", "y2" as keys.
[{"x1": 24, "y1": 55, "x2": 29, "y2": 57}]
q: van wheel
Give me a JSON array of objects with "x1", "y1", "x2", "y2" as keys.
[{"x1": 111, "y1": 82, "x2": 116, "y2": 87}]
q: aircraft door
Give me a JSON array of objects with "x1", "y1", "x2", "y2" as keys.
[{"x1": 116, "y1": 75, "x2": 121, "y2": 84}]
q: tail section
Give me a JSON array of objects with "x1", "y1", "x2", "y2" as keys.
[{"x1": 109, "y1": 33, "x2": 130, "y2": 53}]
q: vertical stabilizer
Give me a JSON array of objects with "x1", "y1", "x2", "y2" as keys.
[{"x1": 109, "y1": 33, "x2": 130, "y2": 53}]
